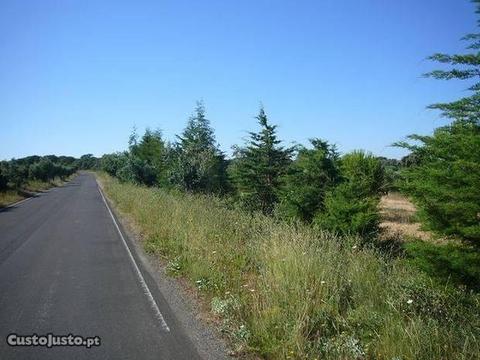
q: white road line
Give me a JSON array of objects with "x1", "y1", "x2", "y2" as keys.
[{"x1": 97, "y1": 184, "x2": 170, "y2": 332}]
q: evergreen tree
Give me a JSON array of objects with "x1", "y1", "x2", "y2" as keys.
[
  {"x1": 424, "y1": 0, "x2": 480, "y2": 123},
  {"x1": 230, "y1": 107, "x2": 293, "y2": 214},
  {"x1": 396, "y1": 1, "x2": 480, "y2": 242},
  {"x1": 136, "y1": 128, "x2": 167, "y2": 185},
  {"x1": 169, "y1": 102, "x2": 228, "y2": 193},
  {"x1": 278, "y1": 139, "x2": 340, "y2": 222},
  {"x1": 396, "y1": 121, "x2": 480, "y2": 241},
  {"x1": 128, "y1": 125, "x2": 139, "y2": 155}
]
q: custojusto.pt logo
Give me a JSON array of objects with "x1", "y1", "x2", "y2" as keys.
[{"x1": 6, "y1": 333, "x2": 101, "y2": 348}]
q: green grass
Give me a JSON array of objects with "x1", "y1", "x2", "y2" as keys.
[{"x1": 98, "y1": 173, "x2": 480, "y2": 359}]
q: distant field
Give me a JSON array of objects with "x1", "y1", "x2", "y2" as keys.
[{"x1": 98, "y1": 172, "x2": 480, "y2": 359}]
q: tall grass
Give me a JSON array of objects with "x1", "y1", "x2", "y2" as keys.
[
  {"x1": 0, "y1": 190, "x2": 23, "y2": 207},
  {"x1": 98, "y1": 173, "x2": 480, "y2": 359}
]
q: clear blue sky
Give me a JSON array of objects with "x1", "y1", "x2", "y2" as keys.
[{"x1": 0, "y1": 0, "x2": 476, "y2": 160}]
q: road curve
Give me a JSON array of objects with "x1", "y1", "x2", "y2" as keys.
[{"x1": 0, "y1": 173, "x2": 202, "y2": 359}]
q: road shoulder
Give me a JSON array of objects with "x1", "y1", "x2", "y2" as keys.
[{"x1": 96, "y1": 176, "x2": 230, "y2": 360}]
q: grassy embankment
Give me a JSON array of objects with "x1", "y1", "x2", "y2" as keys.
[
  {"x1": 98, "y1": 173, "x2": 480, "y2": 359},
  {"x1": 0, "y1": 177, "x2": 73, "y2": 208}
]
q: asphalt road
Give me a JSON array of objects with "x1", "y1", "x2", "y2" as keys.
[{"x1": 0, "y1": 173, "x2": 203, "y2": 359}]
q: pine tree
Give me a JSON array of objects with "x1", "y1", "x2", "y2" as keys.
[
  {"x1": 230, "y1": 107, "x2": 293, "y2": 214},
  {"x1": 169, "y1": 101, "x2": 228, "y2": 193}
]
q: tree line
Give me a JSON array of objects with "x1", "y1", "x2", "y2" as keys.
[
  {"x1": 101, "y1": 102, "x2": 388, "y2": 238},
  {"x1": 99, "y1": 0, "x2": 480, "y2": 244},
  {"x1": 0, "y1": 154, "x2": 98, "y2": 191},
  {"x1": 3, "y1": 1, "x2": 478, "y2": 244}
]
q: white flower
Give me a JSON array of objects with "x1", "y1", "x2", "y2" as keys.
[
  {"x1": 321, "y1": 280, "x2": 326, "y2": 285},
  {"x1": 407, "y1": 299, "x2": 413, "y2": 304}
]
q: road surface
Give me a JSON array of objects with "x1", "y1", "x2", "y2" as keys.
[{"x1": 0, "y1": 173, "x2": 205, "y2": 359}]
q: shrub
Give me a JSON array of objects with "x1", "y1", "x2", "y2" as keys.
[
  {"x1": 117, "y1": 156, "x2": 157, "y2": 186},
  {"x1": 0, "y1": 162, "x2": 9, "y2": 190},
  {"x1": 278, "y1": 139, "x2": 340, "y2": 222},
  {"x1": 314, "y1": 182, "x2": 380, "y2": 237},
  {"x1": 29, "y1": 159, "x2": 56, "y2": 182},
  {"x1": 314, "y1": 151, "x2": 385, "y2": 237},
  {"x1": 101, "y1": 153, "x2": 129, "y2": 177}
]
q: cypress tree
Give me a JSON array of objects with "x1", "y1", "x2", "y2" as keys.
[
  {"x1": 230, "y1": 107, "x2": 292, "y2": 214},
  {"x1": 169, "y1": 101, "x2": 228, "y2": 193},
  {"x1": 396, "y1": 0, "x2": 480, "y2": 242},
  {"x1": 278, "y1": 139, "x2": 340, "y2": 222}
]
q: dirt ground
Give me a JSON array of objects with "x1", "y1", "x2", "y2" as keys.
[{"x1": 379, "y1": 192, "x2": 432, "y2": 241}]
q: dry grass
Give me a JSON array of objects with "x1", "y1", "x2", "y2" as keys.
[
  {"x1": 97, "y1": 172, "x2": 480, "y2": 360},
  {"x1": 0, "y1": 176, "x2": 75, "y2": 208},
  {"x1": 0, "y1": 190, "x2": 24, "y2": 208},
  {"x1": 379, "y1": 192, "x2": 432, "y2": 241}
]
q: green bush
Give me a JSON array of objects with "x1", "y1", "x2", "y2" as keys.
[
  {"x1": 278, "y1": 139, "x2": 340, "y2": 222},
  {"x1": 29, "y1": 159, "x2": 56, "y2": 182},
  {"x1": 314, "y1": 182, "x2": 380, "y2": 237},
  {"x1": 117, "y1": 156, "x2": 157, "y2": 186},
  {"x1": 0, "y1": 162, "x2": 9, "y2": 190},
  {"x1": 100, "y1": 152, "x2": 129, "y2": 177},
  {"x1": 314, "y1": 151, "x2": 385, "y2": 237}
]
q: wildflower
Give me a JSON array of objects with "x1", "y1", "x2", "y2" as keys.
[
  {"x1": 321, "y1": 280, "x2": 326, "y2": 285},
  {"x1": 407, "y1": 299, "x2": 413, "y2": 304},
  {"x1": 352, "y1": 245, "x2": 358, "y2": 250}
]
